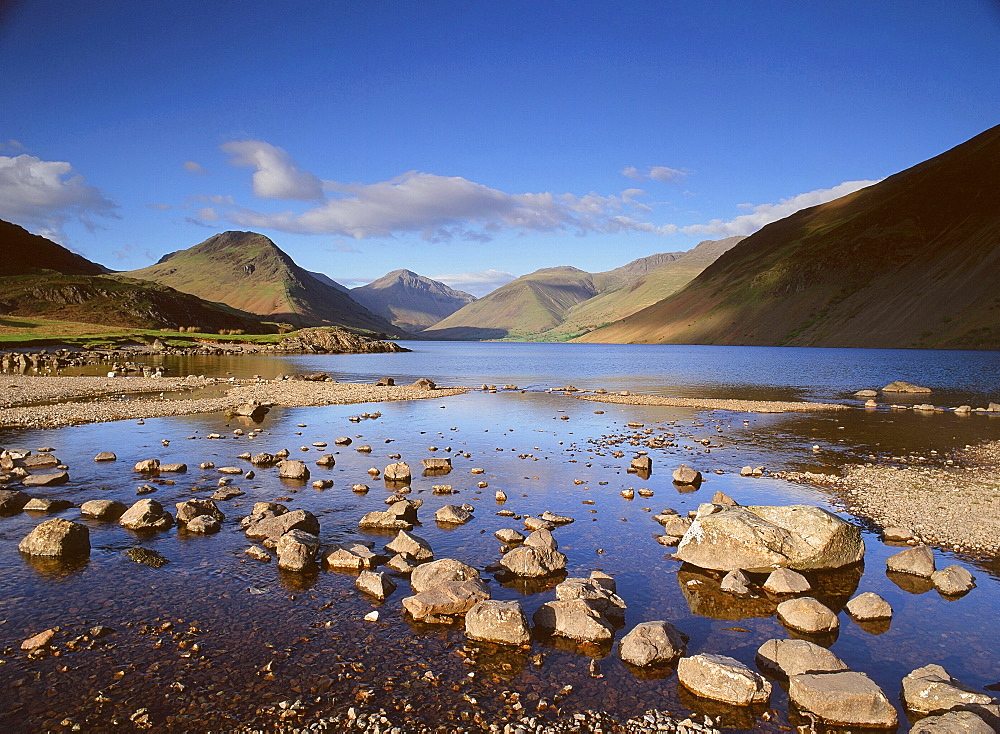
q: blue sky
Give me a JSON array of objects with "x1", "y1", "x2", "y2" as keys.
[{"x1": 1, "y1": 1, "x2": 998, "y2": 296}]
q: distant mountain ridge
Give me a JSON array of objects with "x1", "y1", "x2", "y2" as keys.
[
  {"x1": 126, "y1": 231, "x2": 401, "y2": 334},
  {"x1": 579, "y1": 125, "x2": 1000, "y2": 349},
  {"x1": 422, "y1": 242, "x2": 741, "y2": 341},
  {"x1": 350, "y1": 269, "x2": 476, "y2": 333}
]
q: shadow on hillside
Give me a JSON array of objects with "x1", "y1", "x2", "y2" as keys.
[{"x1": 421, "y1": 326, "x2": 509, "y2": 340}]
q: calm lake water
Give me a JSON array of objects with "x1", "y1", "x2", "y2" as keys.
[{"x1": 2, "y1": 342, "x2": 999, "y2": 731}]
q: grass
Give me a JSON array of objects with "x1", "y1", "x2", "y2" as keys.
[{"x1": 0, "y1": 315, "x2": 289, "y2": 348}]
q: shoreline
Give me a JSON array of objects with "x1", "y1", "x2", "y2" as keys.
[
  {"x1": 574, "y1": 392, "x2": 850, "y2": 413},
  {"x1": 0, "y1": 375, "x2": 468, "y2": 429}
]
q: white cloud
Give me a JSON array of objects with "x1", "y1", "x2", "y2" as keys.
[
  {"x1": 183, "y1": 160, "x2": 207, "y2": 175},
  {"x1": 221, "y1": 140, "x2": 323, "y2": 200},
  {"x1": 431, "y1": 269, "x2": 517, "y2": 297},
  {"x1": 680, "y1": 179, "x2": 879, "y2": 237},
  {"x1": 622, "y1": 165, "x2": 688, "y2": 183},
  {"x1": 0, "y1": 154, "x2": 117, "y2": 240}
]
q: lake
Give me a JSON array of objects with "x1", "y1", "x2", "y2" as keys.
[{"x1": 2, "y1": 342, "x2": 999, "y2": 731}]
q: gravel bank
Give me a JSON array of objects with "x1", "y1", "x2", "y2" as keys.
[
  {"x1": 0, "y1": 375, "x2": 467, "y2": 428},
  {"x1": 828, "y1": 441, "x2": 1000, "y2": 555},
  {"x1": 575, "y1": 393, "x2": 849, "y2": 413}
]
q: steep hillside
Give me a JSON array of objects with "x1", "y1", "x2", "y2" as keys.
[
  {"x1": 542, "y1": 237, "x2": 744, "y2": 340},
  {"x1": 350, "y1": 269, "x2": 476, "y2": 332},
  {"x1": 580, "y1": 125, "x2": 1000, "y2": 349},
  {"x1": 126, "y1": 231, "x2": 400, "y2": 334},
  {"x1": 0, "y1": 219, "x2": 109, "y2": 276}
]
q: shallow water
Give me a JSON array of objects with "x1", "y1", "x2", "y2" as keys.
[{"x1": 2, "y1": 343, "x2": 999, "y2": 731}]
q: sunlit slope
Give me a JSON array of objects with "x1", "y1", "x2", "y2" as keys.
[
  {"x1": 581, "y1": 125, "x2": 1000, "y2": 349},
  {"x1": 126, "y1": 231, "x2": 400, "y2": 333},
  {"x1": 350, "y1": 269, "x2": 476, "y2": 333}
]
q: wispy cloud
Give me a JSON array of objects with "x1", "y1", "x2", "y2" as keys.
[
  {"x1": 622, "y1": 165, "x2": 688, "y2": 183},
  {"x1": 0, "y1": 154, "x2": 117, "y2": 241},
  {"x1": 221, "y1": 140, "x2": 323, "y2": 200},
  {"x1": 680, "y1": 180, "x2": 879, "y2": 237},
  {"x1": 183, "y1": 160, "x2": 208, "y2": 175},
  {"x1": 147, "y1": 203, "x2": 171, "y2": 211},
  {"x1": 431, "y1": 269, "x2": 517, "y2": 297}
]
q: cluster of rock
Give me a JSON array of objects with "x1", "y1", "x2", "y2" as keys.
[{"x1": 269, "y1": 328, "x2": 408, "y2": 355}]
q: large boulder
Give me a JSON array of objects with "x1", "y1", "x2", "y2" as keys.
[
  {"x1": 677, "y1": 653, "x2": 771, "y2": 706},
  {"x1": 675, "y1": 504, "x2": 863, "y2": 572},
  {"x1": 465, "y1": 600, "x2": 531, "y2": 645},
  {"x1": 435, "y1": 504, "x2": 473, "y2": 524},
  {"x1": 909, "y1": 711, "x2": 994, "y2": 733},
  {"x1": 277, "y1": 460, "x2": 310, "y2": 481},
  {"x1": 355, "y1": 570, "x2": 396, "y2": 600},
  {"x1": 887, "y1": 546, "x2": 936, "y2": 577},
  {"x1": 384, "y1": 530, "x2": 433, "y2": 562},
  {"x1": 175, "y1": 499, "x2": 225, "y2": 526},
  {"x1": 931, "y1": 566, "x2": 975, "y2": 596},
  {"x1": 902, "y1": 664, "x2": 996, "y2": 715},
  {"x1": 845, "y1": 592, "x2": 893, "y2": 621},
  {"x1": 618, "y1": 621, "x2": 686, "y2": 667},
  {"x1": 402, "y1": 579, "x2": 490, "y2": 621},
  {"x1": 245, "y1": 509, "x2": 319, "y2": 542},
  {"x1": 18, "y1": 518, "x2": 90, "y2": 557},
  {"x1": 532, "y1": 599, "x2": 615, "y2": 643},
  {"x1": 498, "y1": 545, "x2": 567, "y2": 577},
  {"x1": 119, "y1": 499, "x2": 173, "y2": 531},
  {"x1": 22, "y1": 471, "x2": 69, "y2": 487},
  {"x1": 789, "y1": 671, "x2": 897, "y2": 728},
  {"x1": 276, "y1": 529, "x2": 320, "y2": 571},
  {"x1": 755, "y1": 639, "x2": 849, "y2": 678},
  {"x1": 80, "y1": 499, "x2": 127, "y2": 521},
  {"x1": 410, "y1": 558, "x2": 480, "y2": 593},
  {"x1": 555, "y1": 576, "x2": 626, "y2": 624},
  {"x1": 383, "y1": 462, "x2": 411, "y2": 482}
]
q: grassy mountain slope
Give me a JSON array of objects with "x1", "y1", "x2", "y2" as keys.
[
  {"x1": 126, "y1": 231, "x2": 400, "y2": 334},
  {"x1": 350, "y1": 269, "x2": 476, "y2": 333},
  {"x1": 579, "y1": 125, "x2": 1000, "y2": 349},
  {"x1": 0, "y1": 219, "x2": 109, "y2": 276}
]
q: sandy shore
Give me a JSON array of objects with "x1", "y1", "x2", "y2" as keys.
[
  {"x1": 574, "y1": 392, "x2": 849, "y2": 413},
  {"x1": 825, "y1": 441, "x2": 1000, "y2": 555},
  {"x1": 0, "y1": 375, "x2": 468, "y2": 428}
]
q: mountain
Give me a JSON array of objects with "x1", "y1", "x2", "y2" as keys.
[
  {"x1": 126, "y1": 231, "x2": 401, "y2": 334},
  {"x1": 308, "y1": 271, "x2": 350, "y2": 293},
  {"x1": 422, "y1": 246, "x2": 738, "y2": 341},
  {"x1": 350, "y1": 269, "x2": 476, "y2": 333},
  {"x1": 0, "y1": 219, "x2": 109, "y2": 276},
  {"x1": 578, "y1": 125, "x2": 1000, "y2": 349}
]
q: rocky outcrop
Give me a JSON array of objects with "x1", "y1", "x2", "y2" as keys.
[
  {"x1": 676, "y1": 504, "x2": 863, "y2": 572},
  {"x1": 274, "y1": 328, "x2": 408, "y2": 354},
  {"x1": 245, "y1": 509, "x2": 319, "y2": 542}
]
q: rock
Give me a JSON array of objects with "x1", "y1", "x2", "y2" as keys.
[
  {"x1": 385, "y1": 553, "x2": 417, "y2": 574},
  {"x1": 323, "y1": 542, "x2": 382, "y2": 569},
  {"x1": 887, "y1": 545, "x2": 936, "y2": 577},
  {"x1": 677, "y1": 653, "x2": 771, "y2": 705},
  {"x1": 762, "y1": 568, "x2": 811, "y2": 595},
  {"x1": 277, "y1": 460, "x2": 310, "y2": 480},
  {"x1": 94, "y1": 451, "x2": 117, "y2": 462},
  {"x1": 846, "y1": 592, "x2": 893, "y2": 621},
  {"x1": 24, "y1": 498, "x2": 73, "y2": 513},
  {"x1": 384, "y1": 462, "x2": 411, "y2": 482},
  {"x1": 384, "y1": 530, "x2": 434, "y2": 562},
  {"x1": 676, "y1": 504, "x2": 864, "y2": 572},
  {"x1": 789, "y1": 671, "x2": 897, "y2": 728},
  {"x1": 931, "y1": 565, "x2": 976, "y2": 596},
  {"x1": 186, "y1": 515, "x2": 221, "y2": 534},
  {"x1": 532, "y1": 599, "x2": 615, "y2": 643},
  {"x1": 231, "y1": 403, "x2": 269, "y2": 420},
  {"x1": 630, "y1": 456, "x2": 652, "y2": 473},
  {"x1": 334, "y1": 436, "x2": 352, "y2": 446},
  {"x1": 245, "y1": 509, "x2": 319, "y2": 542},
  {"x1": 21, "y1": 628, "x2": 57, "y2": 652},
  {"x1": 276, "y1": 529, "x2": 321, "y2": 571},
  {"x1": 21, "y1": 453, "x2": 58, "y2": 469},
  {"x1": 465, "y1": 599, "x2": 531, "y2": 645},
  {"x1": 80, "y1": 499, "x2": 127, "y2": 520},
  {"x1": 884, "y1": 525, "x2": 915, "y2": 542},
  {"x1": 0, "y1": 489, "x2": 31, "y2": 516},
  {"x1": 499, "y1": 545, "x2": 567, "y2": 577},
  {"x1": 22, "y1": 471, "x2": 69, "y2": 487},
  {"x1": 523, "y1": 516, "x2": 555, "y2": 532},
  {"x1": 855, "y1": 389, "x2": 878, "y2": 398},
  {"x1": 656, "y1": 514, "x2": 693, "y2": 538},
  {"x1": 902, "y1": 664, "x2": 996, "y2": 714},
  {"x1": 909, "y1": 711, "x2": 995, "y2": 733},
  {"x1": 711, "y1": 491, "x2": 738, "y2": 506},
  {"x1": 421, "y1": 457, "x2": 452, "y2": 472},
  {"x1": 755, "y1": 638, "x2": 849, "y2": 677},
  {"x1": 158, "y1": 463, "x2": 187, "y2": 473},
  {"x1": 555, "y1": 576, "x2": 626, "y2": 624},
  {"x1": 435, "y1": 504, "x2": 473, "y2": 524},
  {"x1": 376, "y1": 377, "x2": 395, "y2": 386},
  {"x1": 18, "y1": 518, "x2": 90, "y2": 557},
  {"x1": 410, "y1": 558, "x2": 480, "y2": 593},
  {"x1": 618, "y1": 621, "x2": 686, "y2": 667},
  {"x1": 134, "y1": 459, "x2": 160, "y2": 472},
  {"x1": 119, "y1": 499, "x2": 174, "y2": 531},
  {"x1": 412, "y1": 377, "x2": 436, "y2": 390},
  {"x1": 250, "y1": 453, "x2": 278, "y2": 466},
  {"x1": 523, "y1": 528, "x2": 558, "y2": 550},
  {"x1": 175, "y1": 499, "x2": 224, "y2": 526},
  {"x1": 402, "y1": 579, "x2": 490, "y2": 621},
  {"x1": 882, "y1": 381, "x2": 932, "y2": 393},
  {"x1": 356, "y1": 570, "x2": 396, "y2": 600},
  {"x1": 720, "y1": 569, "x2": 751, "y2": 596},
  {"x1": 315, "y1": 454, "x2": 336, "y2": 467},
  {"x1": 776, "y1": 597, "x2": 839, "y2": 634},
  {"x1": 672, "y1": 464, "x2": 702, "y2": 485},
  {"x1": 495, "y1": 528, "x2": 525, "y2": 544},
  {"x1": 539, "y1": 510, "x2": 574, "y2": 525},
  {"x1": 211, "y1": 487, "x2": 244, "y2": 501},
  {"x1": 358, "y1": 500, "x2": 418, "y2": 530}
]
